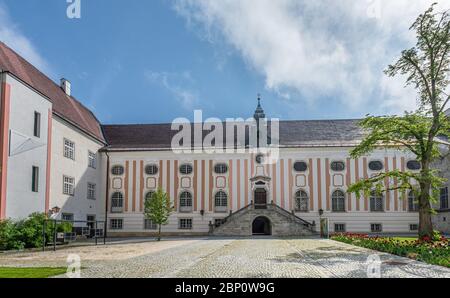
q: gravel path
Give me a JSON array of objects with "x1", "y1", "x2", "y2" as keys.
[{"x1": 1, "y1": 237, "x2": 448, "y2": 278}]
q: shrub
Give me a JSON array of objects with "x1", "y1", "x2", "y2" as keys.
[
  {"x1": 331, "y1": 233, "x2": 450, "y2": 268},
  {"x1": 0, "y1": 213, "x2": 74, "y2": 251},
  {"x1": 0, "y1": 219, "x2": 24, "y2": 250}
]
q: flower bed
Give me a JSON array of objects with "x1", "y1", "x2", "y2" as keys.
[{"x1": 331, "y1": 233, "x2": 450, "y2": 268}]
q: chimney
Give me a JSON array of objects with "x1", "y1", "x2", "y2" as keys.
[{"x1": 60, "y1": 78, "x2": 71, "y2": 96}]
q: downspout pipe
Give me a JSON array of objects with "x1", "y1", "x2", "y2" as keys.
[{"x1": 104, "y1": 151, "x2": 110, "y2": 240}]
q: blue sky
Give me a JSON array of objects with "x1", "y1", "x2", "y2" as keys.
[{"x1": 0, "y1": 0, "x2": 448, "y2": 124}]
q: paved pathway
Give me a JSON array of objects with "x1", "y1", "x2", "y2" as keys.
[{"x1": 1, "y1": 237, "x2": 449, "y2": 278}]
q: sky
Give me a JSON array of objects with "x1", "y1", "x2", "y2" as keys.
[{"x1": 0, "y1": 0, "x2": 449, "y2": 124}]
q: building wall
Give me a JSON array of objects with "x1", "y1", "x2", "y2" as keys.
[
  {"x1": 106, "y1": 148, "x2": 420, "y2": 235},
  {"x1": 49, "y1": 116, "x2": 105, "y2": 223},
  {"x1": 3, "y1": 74, "x2": 51, "y2": 219},
  {"x1": 432, "y1": 155, "x2": 450, "y2": 234}
]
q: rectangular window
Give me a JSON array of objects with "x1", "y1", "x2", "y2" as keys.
[
  {"x1": 110, "y1": 219, "x2": 123, "y2": 230},
  {"x1": 409, "y1": 224, "x2": 419, "y2": 231},
  {"x1": 179, "y1": 218, "x2": 193, "y2": 230},
  {"x1": 62, "y1": 213, "x2": 74, "y2": 222},
  {"x1": 440, "y1": 187, "x2": 449, "y2": 210},
  {"x1": 31, "y1": 166, "x2": 39, "y2": 192},
  {"x1": 370, "y1": 223, "x2": 383, "y2": 233},
  {"x1": 370, "y1": 197, "x2": 384, "y2": 212},
  {"x1": 88, "y1": 151, "x2": 96, "y2": 169},
  {"x1": 63, "y1": 175, "x2": 75, "y2": 196},
  {"x1": 33, "y1": 111, "x2": 41, "y2": 138},
  {"x1": 334, "y1": 223, "x2": 346, "y2": 233},
  {"x1": 64, "y1": 138, "x2": 75, "y2": 160},
  {"x1": 144, "y1": 219, "x2": 158, "y2": 230},
  {"x1": 87, "y1": 183, "x2": 96, "y2": 200}
]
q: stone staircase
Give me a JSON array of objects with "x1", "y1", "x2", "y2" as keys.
[{"x1": 209, "y1": 202, "x2": 317, "y2": 237}]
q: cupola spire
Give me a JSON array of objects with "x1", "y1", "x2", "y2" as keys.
[{"x1": 253, "y1": 94, "x2": 266, "y2": 121}]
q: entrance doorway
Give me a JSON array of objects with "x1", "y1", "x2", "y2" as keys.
[
  {"x1": 252, "y1": 216, "x2": 272, "y2": 235},
  {"x1": 254, "y1": 188, "x2": 267, "y2": 209}
]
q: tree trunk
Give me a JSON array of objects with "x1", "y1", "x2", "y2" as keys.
[
  {"x1": 157, "y1": 224, "x2": 161, "y2": 241},
  {"x1": 418, "y1": 181, "x2": 434, "y2": 239}
]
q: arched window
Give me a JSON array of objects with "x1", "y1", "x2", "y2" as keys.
[
  {"x1": 179, "y1": 191, "x2": 193, "y2": 212},
  {"x1": 407, "y1": 160, "x2": 421, "y2": 171},
  {"x1": 180, "y1": 164, "x2": 193, "y2": 175},
  {"x1": 408, "y1": 191, "x2": 419, "y2": 212},
  {"x1": 293, "y1": 161, "x2": 308, "y2": 172},
  {"x1": 332, "y1": 190, "x2": 346, "y2": 212},
  {"x1": 214, "y1": 191, "x2": 228, "y2": 212},
  {"x1": 145, "y1": 191, "x2": 155, "y2": 203},
  {"x1": 145, "y1": 164, "x2": 158, "y2": 175},
  {"x1": 111, "y1": 192, "x2": 124, "y2": 213},
  {"x1": 111, "y1": 165, "x2": 124, "y2": 176},
  {"x1": 295, "y1": 190, "x2": 309, "y2": 212},
  {"x1": 331, "y1": 161, "x2": 345, "y2": 172},
  {"x1": 370, "y1": 191, "x2": 384, "y2": 212},
  {"x1": 214, "y1": 164, "x2": 228, "y2": 174},
  {"x1": 368, "y1": 161, "x2": 384, "y2": 171}
]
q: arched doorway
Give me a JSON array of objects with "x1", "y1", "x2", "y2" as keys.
[
  {"x1": 252, "y1": 216, "x2": 272, "y2": 235},
  {"x1": 254, "y1": 188, "x2": 267, "y2": 209}
]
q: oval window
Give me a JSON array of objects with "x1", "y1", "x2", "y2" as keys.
[
  {"x1": 180, "y1": 164, "x2": 193, "y2": 175},
  {"x1": 368, "y1": 161, "x2": 384, "y2": 171},
  {"x1": 293, "y1": 162, "x2": 308, "y2": 172},
  {"x1": 331, "y1": 161, "x2": 345, "y2": 172},
  {"x1": 256, "y1": 154, "x2": 265, "y2": 164},
  {"x1": 145, "y1": 164, "x2": 158, "y2": 175},
  {"x1": 407, "y1": 160, "x2": 421, "y2": 171},
  {"x1": 111, "y1": 165, "x2": 124, "y2": 176},
  {"x1": 214, "y1": 163, "x2": 228, "y2": 174}
]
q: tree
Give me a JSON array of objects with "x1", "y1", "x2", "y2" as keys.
[
  {"x1": 348, "y1": 4, "x2": 450, "y2": 239},
  {"x1": 144, "y1": 188, "x2": 173, "y2": 241}
]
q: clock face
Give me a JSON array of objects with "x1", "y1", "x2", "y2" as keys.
[{"x1": 256, "y1": 154, "x2": 264, "y2": 164}]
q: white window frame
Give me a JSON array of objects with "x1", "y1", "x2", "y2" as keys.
[
  {"x1": 64, "y1": 138, "x2": 75, "y2": 160},
  {"x1": 87, "y1": 183, "x2": 96, "y2": 200},
  {"x1": 295, "y1": 190, "x2": 309, "y2": 212},
  {"x1": 88, "y1": 151, "x2": 97, "y2": 169},
  {"x1": 370, "y1": 223, "x2": 383, "y2": 233},
  {"x1": 334, "y1": 223, "x2": 346, "y2": 233},
  {"x1": 179, "y1": 218, "x2": 193, "y2": 230},
  {"x1": 63, "y1": 175, "x2": 75, "y2": 196},
  {"x1": 179, "y1": 191, "x2": 193, "y2": 212},
  {"x1": 332, "y1": 190, "x2": 346, "y2": 212},
  {"x1": 62, "y1": 213, "x2": 74, "y2": 222},
  {"x1": 110, "y1": 219, "x2": 123, "y2": 230},
  {"x1": 144, "y1": 219, "x2": 158, "y2": 230}
]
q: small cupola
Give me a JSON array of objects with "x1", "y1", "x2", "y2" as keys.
[
  {"x1": 253, "y1": 94, "x2": 266, "y2": 121},
  {"x1": 60, "y1": 78, "x2": 71, "y2": 96}
]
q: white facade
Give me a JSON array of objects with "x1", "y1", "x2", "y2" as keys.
[
  {"x1": 49, "y1": 116, "x2": 106, "y2": 223},
  {"x1": 105, "y1": 148, "x2": 421, "y2": 236},
  {"x1": 1, "y1": 73, "x2": 51, "y2": 219}
]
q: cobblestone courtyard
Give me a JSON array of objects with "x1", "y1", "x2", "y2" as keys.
[{"x1": 1, "y1": 237, "x2": 449, "y2": 278}]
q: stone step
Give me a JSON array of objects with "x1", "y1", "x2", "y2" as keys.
[{"x1": 211, "y1": 204, "x2": 316, "y2": 237}]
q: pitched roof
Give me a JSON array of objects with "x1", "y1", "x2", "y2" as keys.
[
  {"x1": 0, "y1": 42, "x2": 105, "y2": 142},
  {"x1": 102, "y1": 119, "x2": 365, "y2": 151}
]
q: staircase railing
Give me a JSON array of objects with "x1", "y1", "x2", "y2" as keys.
[
  {"x1": 267, "y1": 203, "x2": 315, "y2": 228},
  {"x1": 210, "y1": 202, "x2": 254, "y2": 231}
]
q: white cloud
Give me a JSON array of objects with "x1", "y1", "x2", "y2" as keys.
[
  {"x1": 0, "y1": 4, "x2": 50, "y2": 75},
  {"x1": 173, "y1": 0, "x2": 450, "y2": 115},
  {"x1": 145, "y1": 70, "x2": 199, "y2": 110}
]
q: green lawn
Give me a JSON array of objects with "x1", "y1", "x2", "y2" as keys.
[{"x1": 0, "y1": 267, "x2": 67, "y2": 278}]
